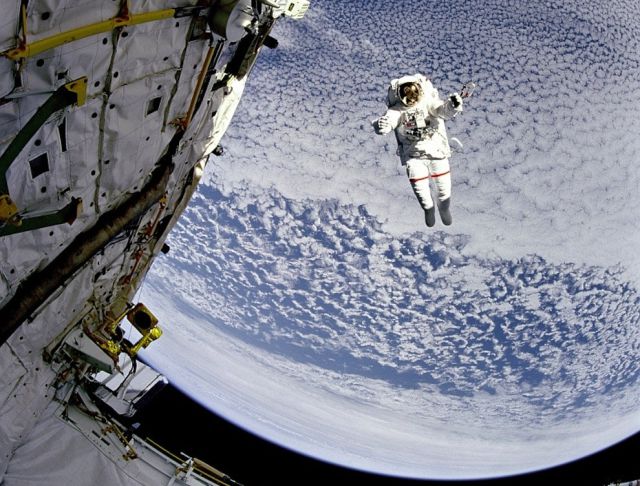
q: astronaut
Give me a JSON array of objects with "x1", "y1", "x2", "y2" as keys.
[{"x1": 373, "y1": 73, "x2": 462, "y2": 227}]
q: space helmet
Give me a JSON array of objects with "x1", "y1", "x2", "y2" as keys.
[{"x1": 398, "y1": 81, "x2": 423, "y2": 106}]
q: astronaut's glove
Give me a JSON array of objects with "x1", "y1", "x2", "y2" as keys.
[
  {"x1": 374, "y1": 116, "x2": 391, "y2": 134},
  {"x1": 449, "y1": 93, "x2": 463, "y2": 110}
]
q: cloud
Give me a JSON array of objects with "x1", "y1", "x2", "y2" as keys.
[
  {"x1": 143, "y1": 182, "x2": 640, "y2": 476},
  {"x1": 207, "y1": 0, "x2": 640, "y2": 279},
  {"x1": 143, "y1": 0, "x2": 640, "y2": 479}
]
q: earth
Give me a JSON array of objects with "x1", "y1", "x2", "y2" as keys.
[{"x1": 139, "y1": 0, "x2": 640, "y2": 479}]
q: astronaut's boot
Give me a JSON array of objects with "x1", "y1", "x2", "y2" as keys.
[
  {"x1": 424, "y1": 207, "x2": 436, "y2": 227},
  {"x1": 438, "y1": 198, "x2": 452, "y2": 226}
]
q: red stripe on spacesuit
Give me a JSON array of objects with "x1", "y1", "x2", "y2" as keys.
[{"x1": 409, "y1": 171, "x2": 450, "y2": 184}]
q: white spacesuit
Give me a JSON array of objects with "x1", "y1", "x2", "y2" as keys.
[{"x1": 373, "y1": 73, "x2": 462, "y2": 227}]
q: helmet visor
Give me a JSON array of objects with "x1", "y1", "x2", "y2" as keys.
[{"x1": 399, "y1": 82, "x2": 422, "y2": 106}]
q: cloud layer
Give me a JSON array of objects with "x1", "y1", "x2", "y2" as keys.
[
  {"x1": 145, "y1": 183, "x2": 640, "y2": 477},
  {"x1": 210, "y1": 0, "x2": 640, "y2": 277},
  {"x1": 143, "y1": 0, "x2": 640, "y2": 479}
]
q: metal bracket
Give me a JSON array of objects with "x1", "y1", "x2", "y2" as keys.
[
  {"x1": 0, "y1": 194, "x2": 19, "y2": 224},
  {"x1": 0, "y1": 197, "x2": 82, "y2": 237},
  {"x1": 63, "y1": 77, "x2": 88, "y2": 107}
]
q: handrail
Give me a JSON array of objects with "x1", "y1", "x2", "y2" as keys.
[{"x1": 2, "y1": 8, "x2": 176, "y2": 61}]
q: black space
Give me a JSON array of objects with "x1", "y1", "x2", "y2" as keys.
[{"x1": 133, "y1": 384, "x2": 640, "y2": 486}]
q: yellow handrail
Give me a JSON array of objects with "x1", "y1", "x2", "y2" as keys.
[
  {"x1": 3, "y1": 8, "x2": 176, "y2": 61},
  {"x1": 183, "y1": 45, "x2": 217, "y2": 127}
]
